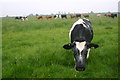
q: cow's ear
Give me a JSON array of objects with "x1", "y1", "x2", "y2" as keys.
[
  {"x1": 63, "y1": 43, "x2": 75, "y2": 50},
  {"x1": 87, "y1": 43, "x2": 99, "y2": 49}
]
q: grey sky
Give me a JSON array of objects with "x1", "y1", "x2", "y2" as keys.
[{"x1": 0, "y1": 0, "x2": 119, "y2": 17}]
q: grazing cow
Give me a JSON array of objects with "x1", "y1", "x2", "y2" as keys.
[
  {"x1": 54, "y1": 15, "x2": 60, "y2": 19},
  {"x1": 59, "y1": 14, "x2": 67, "y2": 19},
  {"x1": 36, "y1": 16, "x2": 43, "y2": 19},
  {"x1": 15, "y1": 16, "x2": 28, "y2": 21},
  {"x1": 70, "y1": 14, "x2": 81, "y2": 19},
  {"x1": 104, "y1": 14, "x2": 107, "y2": 17},
  {"x1": 70, "y1": 15, "x2": 76, "y2": 18},
  {"x1": 114, "y1": 14, "x2": 117, "y2": 17},
  {"x1": 22, "y1": 17, "x2": 28, "y2": 21},
  {"x1": 76, "y1": 14, "x2": 81, "y2": 18},
  {"x1": 45, "y1": 16, "x2": 52, "y2": 19},
  {"x1": 63, "y1": 18, "x2": 99, "y2": 71},
  {"x1": 83, "y1": 14, "x2": 89, "y2": 18},
  {"x1": 111, "y1": 14, "x2": 117, "y2": 18},
  {"x1": 96, "y1": 14, "x2": 101, "y2": 17},
  {"x1": 105, "y1": 14, "x2": 112, "y2": 17},
  {"x1": 104, "y1": 14, "x2": 117, "y2": 18},
  {"x1": 54, "y1": 14, "x2": 67, "y2": 19},
  {"x1": 15, "y1": 16, "x2": 21, "y2": 20}
]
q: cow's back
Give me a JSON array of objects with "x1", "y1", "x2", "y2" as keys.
[{"x1": 70, "y1": 19, "x2": 93, "y2": 43}]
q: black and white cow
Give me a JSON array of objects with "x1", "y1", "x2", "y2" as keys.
[
  {"x1": 15, "y1": 16, "x2": 28, "y2": 21},
  {"x1": 54, "y1": 14, "x2": 67, "y2": 19},
  {"x1": 63, "y1": 18, "x2": 99, "y2": 71}
]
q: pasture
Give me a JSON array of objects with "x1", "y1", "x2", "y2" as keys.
[{"x1": 2, "y1": 15, "x2": 118, "y2": 78}]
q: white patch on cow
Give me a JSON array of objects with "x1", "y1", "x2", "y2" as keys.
[
  {"x1": 21, "y1": 18, "x2": 24, "y2": 21},
  {"x1": 74, "y1": 58, "x2": 75, "y2": 61},
  {"x1": 75, "y1": 41, "x2": 86, "y2": 53},
  {"x1": 87, "y1": 49, "x2": 90, "y2": 59},
  {"x1": 75, "y1": 41, "x2": 86, "y2": 61},
  {"x1": 69, "y1": 19, "x2": 89, "y2": 41},
  {"x1": 79, "y1": 53, "x2": 83, "y2": 61},
  {"x1": 55, "y1": 15, "x2": 59, "y2": 19},
  {"x1": 96, "y1": 14, "x2": 101, "y2": 17},
  {"x1": 25, "y1": 18, "x2": 28, "y2": 20},
  {"x1": 59, "y1": 15, "x2": 62, "y2": 18}
]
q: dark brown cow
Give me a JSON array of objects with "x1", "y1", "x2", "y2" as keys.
[
  {"x1": 105, "y1": 14, "x2": 112, "y2": 17},
  {"x1": 104, "y1": 14, "x2": 117, "y2": 18},
  {"x1": 45, "y1": 16, "x2": 52, "y2": 19},
  {"x1": 36, "y1": 16, "x2": 43, "y2": 19},
  {"x1": 70, "y1": 15, "x2": 76, "y2": 18},
  {"x1": 70, "y1": 14, "x2": 81, "y2": 19},
  {"x1": 83, "y1": 14, "x2": 89, "y2": 18}
]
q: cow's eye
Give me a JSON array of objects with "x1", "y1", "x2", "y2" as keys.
[{"x1": 73, "y1": 48, "x2": 79, "y2": 54}]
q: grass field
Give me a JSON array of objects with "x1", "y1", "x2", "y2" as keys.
[{"x1": 2, "y1": 15, "x2": 118, "y2": 78}]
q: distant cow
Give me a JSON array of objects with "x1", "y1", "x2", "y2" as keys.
[
  {"x1": 70, "y1": 15, "x2": 76, "y2": 18},
  {"x1": 15, "y1": 16, "x2": 21, "y2": 20},
  {"x1": 54, "y1": 14, "x2": 67, "y2": 19},
  {"x1": 76, "y1": 14, "x2": 81, "y2": 18},
  {"x1": 23, "y1": 17, "x2": 28, "y2": 20},
  {"x1": 105, "y1": 14, "x2": 117, "y2": 18},
  {"x1": 54, "y1": 15, "x2": 60, "y2": 19},
  {"x1": 45, "y1": 16, "x2": 52, "y2": 19},
  {"x1": 114, "y1": 14, "x2": 117, "y2": 17},
  {"x1": 83, "y1": 14, "x2": 89, "y2": 18},
  {"x1": 96, "y1": 14, "x2": 101, "y2": 17},
  {"x1": 111, "y1": 14, "x2": 117, "y2": 18},
  {"x1": 60, "y1": 14, "x2": 67, "y2": 19},
  {"x1": 70, "y1": 14, "x2": 81, "y2": 18},
  {"x1": 63, "y1": 18, "x2": 99, "y2": 71},
  {"x1": 104, "y1": 14, "x2": 111, "y2": 17},
  {"x1": 15, "y1": 16, "x2": 28, "y2": 21},
  {"x1": 36, "y1": 16, "x2": 43, "y2": 19}
]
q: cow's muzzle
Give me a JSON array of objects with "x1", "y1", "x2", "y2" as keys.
[{"x1": 76, "y1": 66, "x2": 85, "y2": 71}]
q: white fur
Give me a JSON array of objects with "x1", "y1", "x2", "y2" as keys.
[
  {"x1": 25, "y1": 18, "x2": 28, "y2": 20},
  {"x1": 76, "y1": 41, "x2": 90, "y2": 60},
  {"x1": 59, "y1": 15, "x2": 62, "y2": 18},
  {"x1": 75, "y1": 41, "x2": 86, "y2": 53},
  {"x1": 55, "y1": 15, "x2": 59, "y2": 19},
  {"x1": 87, "y1": 49, "x2": 90, "y2": 59}
]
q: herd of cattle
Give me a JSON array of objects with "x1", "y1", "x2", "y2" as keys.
[
  {"x1": 36, "y1": 14, "x2": 93, "y2": 19},
  {"x1": 15, "y1": 13, "x2": 117, "y2": 21}
]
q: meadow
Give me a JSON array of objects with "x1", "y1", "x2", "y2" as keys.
[{"x1": 2, "y1": 15, "x2": 118, "y2": 78}]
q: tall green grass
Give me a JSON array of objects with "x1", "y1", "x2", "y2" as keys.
[{"x1": 2, "y1": 16, "x2": 118, "y2": 78}]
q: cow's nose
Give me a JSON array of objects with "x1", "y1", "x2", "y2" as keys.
[{"x1": 76, "y1": 67, "x2": 85, "y2": 71}]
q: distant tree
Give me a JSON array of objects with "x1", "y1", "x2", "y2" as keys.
[
  {"x1": 108, "y1": 11, "x2": 111, "y2": 13},
  {"x1": 36, "y1": 14, "x2": 39, "y2": 16},
  {"x1": 51, "y1": 13, "x2": 54, "y2": 16},
  {"x1": 90, "y1": 11, "x2": 94, "y2": 14},
  {"x1": 6, "y1": 15, "x2": 9, "y2": 17},
  {"x1": 58, "y1": 11, "x2": 61, "y2": 14},
  {"x1": 28, "y1": 14, "x2": 34, "y2": 16}
]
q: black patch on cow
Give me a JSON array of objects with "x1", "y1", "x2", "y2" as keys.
[
  {"x1": 86, "y1": 43, "x2": 99, "y2": 48},
  {"x1": 63, "y1": 43, "x2": 75, "y2": 49},
  {"x1": 71, "y1": 24, "x2": 93, "y2": 43},
  {"x1": 61, "y1": 15, "x2": 67, "y2": 19}
]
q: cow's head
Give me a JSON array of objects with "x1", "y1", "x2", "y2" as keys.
[{"x1": 63, "y1": 41, "x2": 99, "y2": 71}]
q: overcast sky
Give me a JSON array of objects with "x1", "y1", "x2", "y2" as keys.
[{"x1": 0, "y1": 0, "x2": 119, "y2": 17}]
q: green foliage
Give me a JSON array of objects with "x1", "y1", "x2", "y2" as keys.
[{"x1": 2, "y1": 16, "x2": 118, "y2": 78}]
